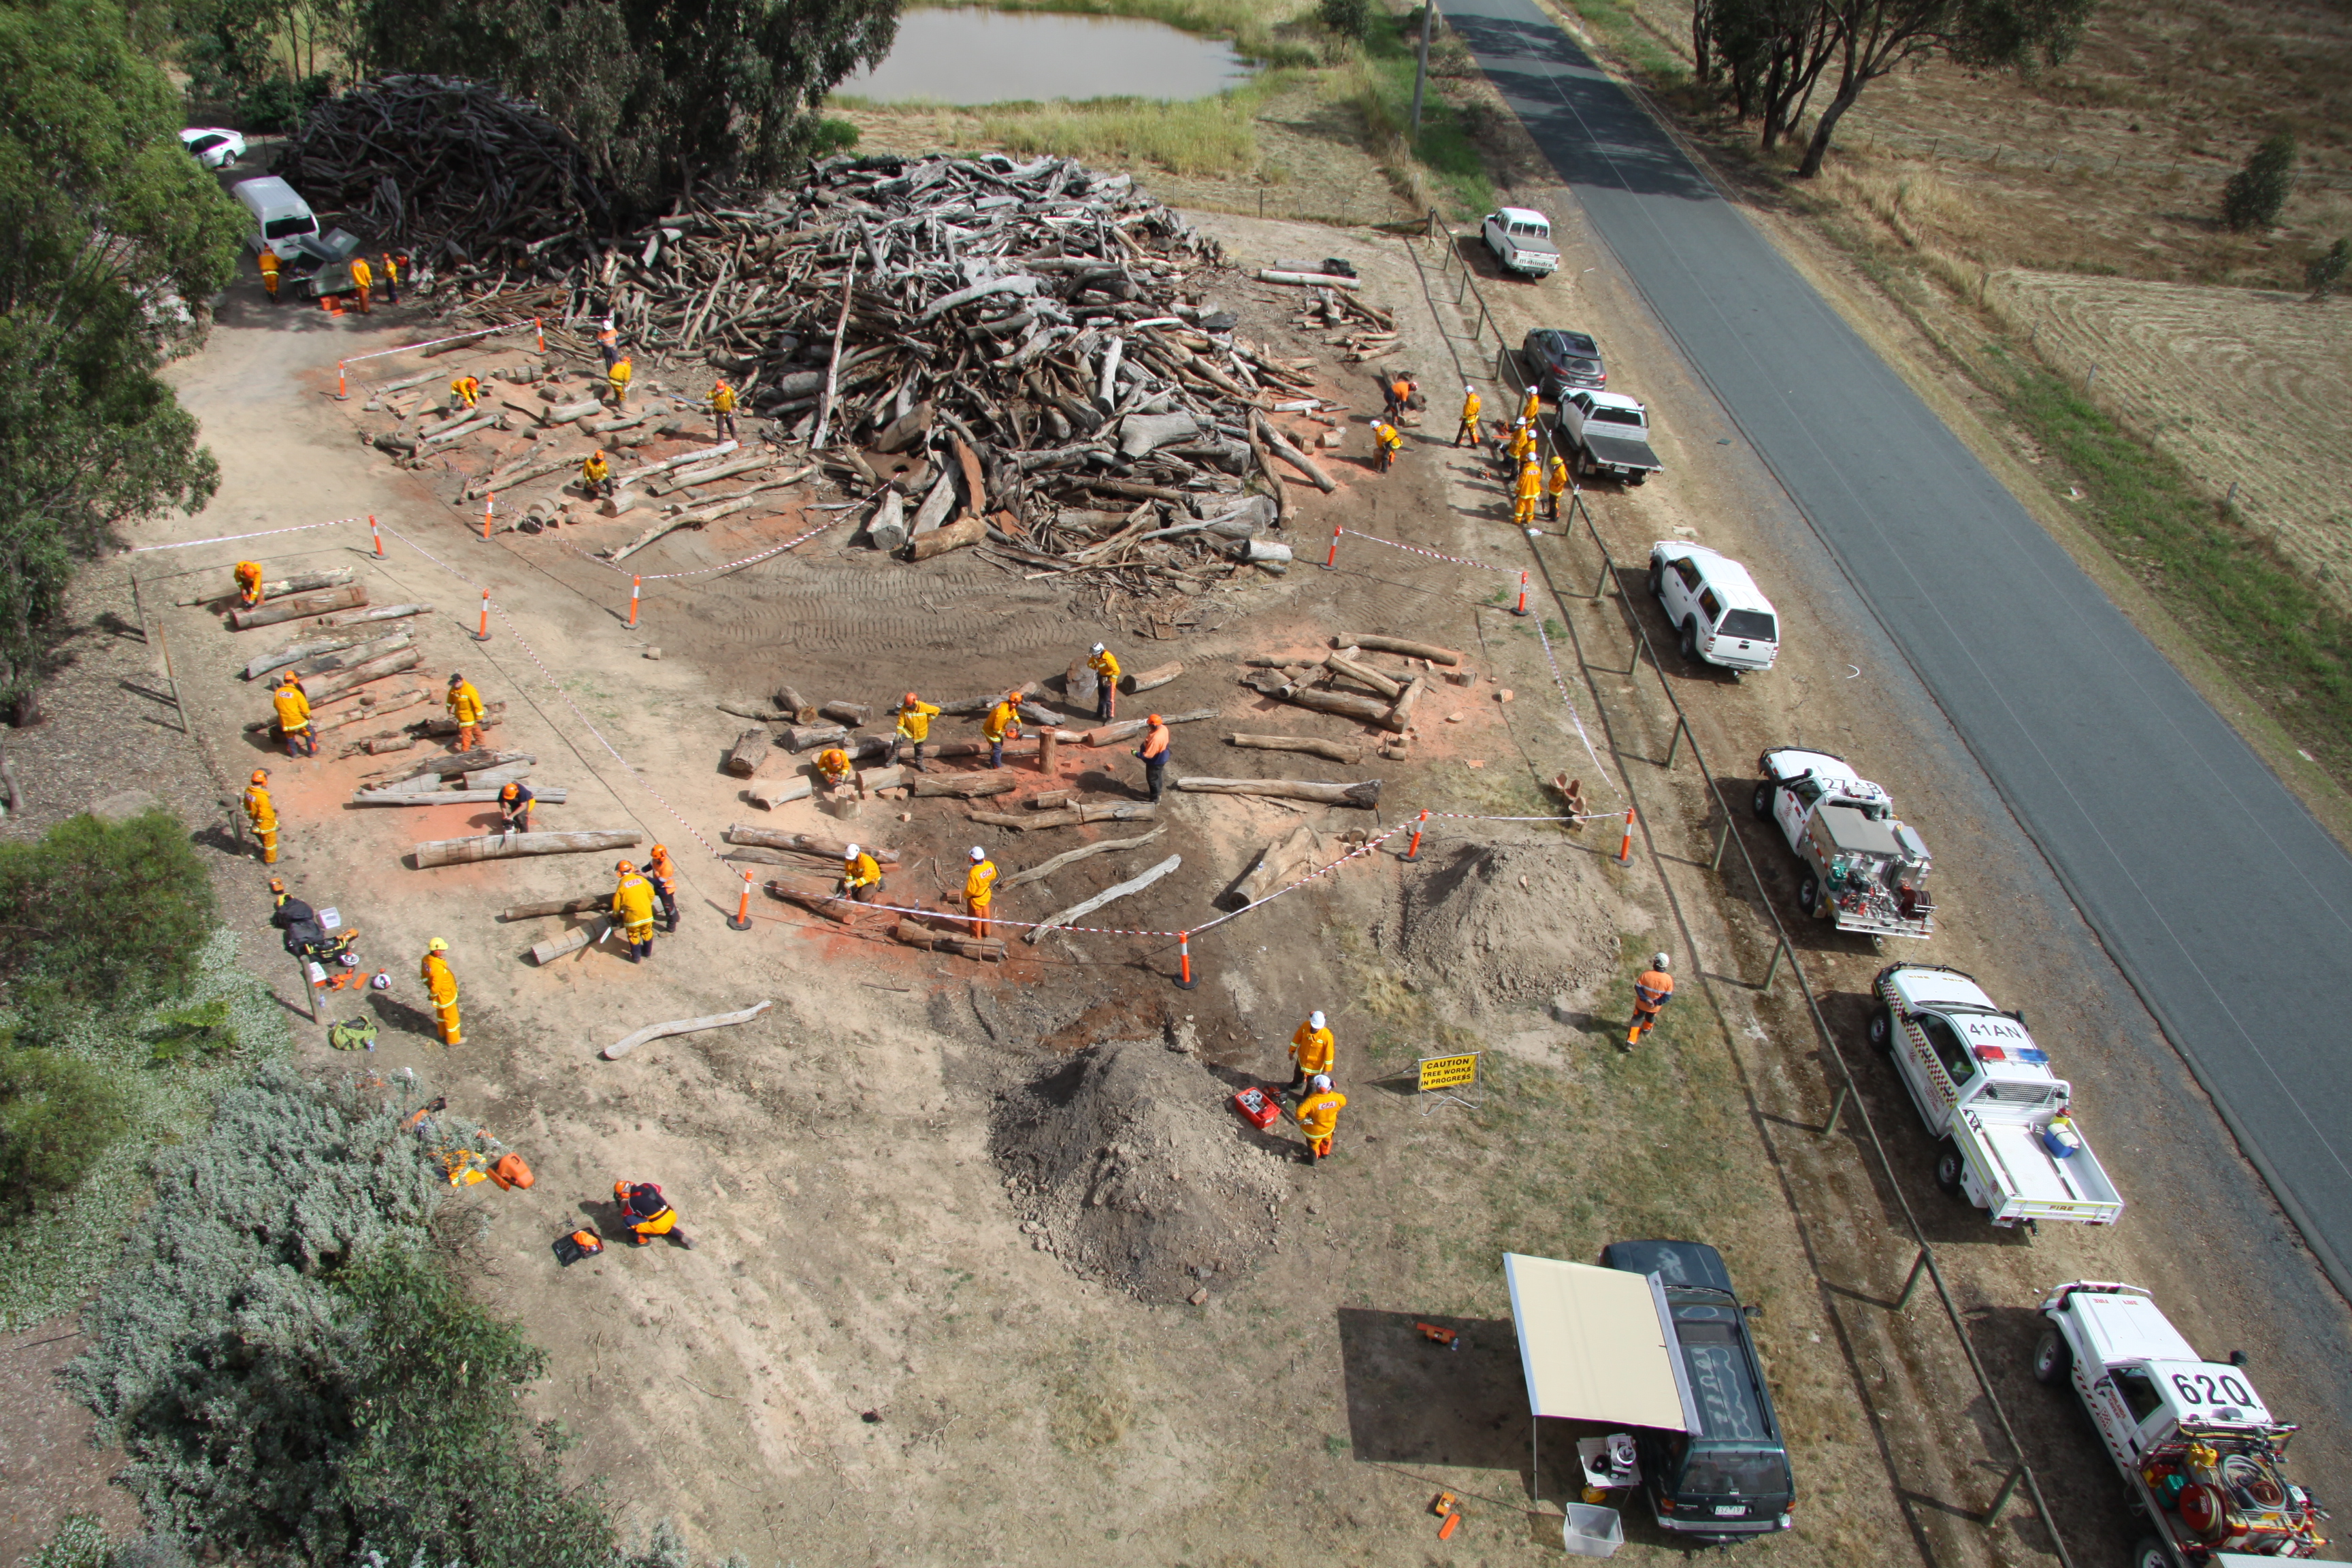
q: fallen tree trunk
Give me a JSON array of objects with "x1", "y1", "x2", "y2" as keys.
[
  {"x1": 1325, "y1": 652, "x2": 1404, "y2": 700},
  {"x1": 284, "y1": 630, "x2": 414, "y2": 683},
  {"x1": 1082, "y1": 707, "x2": 1219, "y2": 746},
  {"x1": 1386, "y1": 676, "x2": 1426, "y2": 733},
  {"x1": 464, "y1": 448, "x2": 584, "y2": 500},
  {"x1": 229, "y1": 585, "x2": 366, "y2": 630},
  {"x1": 892, "y1": 921, "x2": 1006, "y2": 961},
  {"x1": 1268, "y1": 683, "x2": 1396, "y2": 728},
  {"x1": 318, "y1": 687, "x2": 430, "y2": 734},
  {"x1": 1333, "y1": 633, "x2": 1462, "y2": 666},
  {"x1": 819, "y1": 700, "x2": 870, "y2": 727},
  {"x1": 530, "y1": 917, "x2": 611, "y2": 966},
  {"x1": 747, "y1": 777, "x2": 813, "y2": 810},
  {"x1": 1000, "y1": 827, "x2": 1165, "y2": 889},
  {"x1": 353, "y1": 786, "x2": 568, "y2": 805},
  {"x1": 777, "y1": 685, "x2": 818, "y2": 723},
  {"x1": 1234, "y1": 822, "x2": 1333, "y2": 905},
  {"x1": 244, "y1": 629, "x2": 379, "y2": 681},
  {"x1": 1257, "y1": 268, "x2": 1365, "y2": 289},
  {"x1": 764, "y1": 878, "x2": 854, "y2": 924},
  {"x1": 1253, "y1": 410, "x2": 1337, "y2": 493},
  {"x1": 717, "y1": 700, "x2": 791, "y2": 722},
  {"x1": 779, "y1": 723, "x2": 847, "y2": 753},
  {"x1": 1175, "y1": 777, "x2": 1382, "y2": 806},
  {"x1": 1225, "y1": 732, "x2": 1366, "y2": 764},
  {"x1": 968, "y1": 801, "x2": 1156, "y2": 830},
  {"x1": 906, "y1": 512, "x2": 987, "y2": 561},
  {"x1": 910, "y1": 771, "x2": 1015, "y2": 799},
  {"x1": 303, "y1": 648, "x2": 423, "y2": 703},
  {"x1": 502, "y1": 895, "x2": 605, "y2": 921},
  {"x1": 413, "y1": 828, "x2": 638, "y2": 867},
  {"x1": 1026, "y1": 853, "x2": 1181, "y2": 942},
  {"x1": 181, "y1": 568, "x2": 355, "y2": 607},
  {"x1": 372, "y1": 747, "x2": 533, "y2": 786},
  {"x1": 724, "y1": 729, "x2": 772, "y2": 776},
  {"x1": 1124, "y1": 661, "x2": 1182, "y2": 693},
  {"x1": 725, "y1": 826, "x2": 897, "y2": 862},
  {"x1": 316, "y1": 602, "x2": 430, "y2": 630},
  {"x1": 603, "y1": 998, "x2": 773, "y2": 1060}
]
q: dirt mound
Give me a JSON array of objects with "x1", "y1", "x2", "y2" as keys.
[
  {"x1": 991, "y1": 1041, "x2": 1288, "y2": 1304},
  {"x1": 1383, "y1": 840, "x2": 1616, "y2": 1010}
]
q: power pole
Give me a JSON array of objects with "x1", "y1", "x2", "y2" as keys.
[{"x1": 1410, "y1": 1, "x2": 1435, "y2": 141}]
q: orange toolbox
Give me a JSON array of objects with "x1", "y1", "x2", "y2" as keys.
[{"x1": 1233, "y1": 1085, "x2": 1282, "y2": 1130}]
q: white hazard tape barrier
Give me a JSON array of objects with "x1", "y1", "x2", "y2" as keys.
[
  {"x1": 568, "y1": 510, "x2": 840, "y2": 582},
  {"x1": 1533, "y1": 615, "x2": 1622, "y2": 801},
  {"x1": 129, "y1": 517, "x2": 360, "y2": 553},
  {"x1": 343, "y1": 321, "x2": 530, "y2": 368},
  {"x1": 1339, "y1": 527, "x2": 1512, "y2": 574}
]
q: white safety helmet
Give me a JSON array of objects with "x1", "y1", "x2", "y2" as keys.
[
  {"x1": 970, "y1": 845, "x2": 987, "y2": 862},
  {"x1": 844, "y1": 843, "x2": 861, "y2": 859},
  {"x1": 1652, "y1": 952, "x2": 1671, "y2": 970},
  {"x1": 1309, "y1": 1073, "x2": 1332, "y2": 1093},
  {"x1": 1309, "y1": 1011, "x2": 1326, "y2": 1030},
  {"x1": 1091, "y1": 642, "x2": 1105, "y2": 654}
]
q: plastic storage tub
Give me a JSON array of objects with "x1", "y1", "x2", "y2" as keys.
[{"x1": 1561, "y1": 1503, "x2": 1623, "y2": 1557}]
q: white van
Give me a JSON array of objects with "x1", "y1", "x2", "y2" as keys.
[{"x1": 232, "y1": 176, "x2": 318, "y2": 260}]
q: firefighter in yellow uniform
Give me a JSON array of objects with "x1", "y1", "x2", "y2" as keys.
[
  {"x1": 381, "y1": 251, "x2": 401, "y2": 304},
  {"x1": 964, "y1": 845, "x2": 998, "y2": 940},
  {"x1": 451, "y1": 374, "x2": 480, "y2": 410},
  {"x1": 840, "y1": 844, "x2": 885, "y2": 903},
  {"x1": 607, "y1": 355, "x2": 632, "y2": 407},
  {"x1": 612, "y1": 860, "x2": 657, "y2": 962},
  {"x1": 1521, "y1": 384, "x2": 1541, "y2": 424},
  {"x1": 1454, "y1": 386, "x2": 1481, "y2": 447},
  {"x1": 1509, "y1": 418, "x2": 1536, "y2": 464},
  {"x1": 1514, "y1": 459, "x2": 1542, "y2": 527},
  {"x1": 1296, "y1": 1074, "x2": 1347, "y2": 1163},
  {"x1": 1087, "y1": 642, "x2": 1121, "y2": 723},
  {"x1": 272, "y1": 674, "x2": 314, "y2": 757},
  {"x1": 581, "y1": 449, "x2": 613, "y2": 499},
  {"x1": 257, "y1": 250, "x2": 279, "y2": 304},
  {"x1": 1372, "y1": 420, "x2": 1404, "y2": 474},
  {"x1": 347, "y1": 254, "x2": 373, "y2": 314},
  {"x1": 815, "y1": 746, "x2": 854, "y2": 789},
  {"x1": 234, "y1": 560, "x2": 266, "y2": 606},
  {"x1": 1289, "y1": 1010, "x2": 1335, "y2": 1091},
  {"x1": 446, "y1": 672, "x2": 486, "y2": 751},
  {"x1": 244, "y1": 769, "x2": 279, "y2": 864},
  {"x1": 888, "y1": 691, "x2": 941, "y2": 771},
  {"x1": 421, "y1": 938, "x2": 461, "y2": 1045},
  {"x1": 1547, "y1": 453, "x2": 1571, "y2": 522},
  {"x1": 708, "y1": 378, "x2": 737, "y2": 440},
  {"x1": 983, "y1": 691, "x2": 1022, "y2": 770}
]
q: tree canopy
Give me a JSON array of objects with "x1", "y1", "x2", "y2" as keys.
[{"x1": 0, "y1": 0, "x2": 246, "y2": 715}]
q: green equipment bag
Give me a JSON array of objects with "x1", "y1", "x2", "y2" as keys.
[{"x1": 328, "y1": 1016, "x2": 378, "y2": 1051}]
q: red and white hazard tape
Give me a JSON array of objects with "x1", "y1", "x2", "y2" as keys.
[
  {"x1": 568, "y1": 510, "x2": 840, "y2": 582},
  {"x1": 1532, "y1": 616, "x2": 1622, "y2": 801},
  {"x1": 343, "y1": 321, "x2": 529, "y2": 368},
  {"x1": 1338, "y1": 527, "x2": 1513, "y2": 574},
  {"x1": 129, "y1": 517, "x2": 359, "y2": 553}
]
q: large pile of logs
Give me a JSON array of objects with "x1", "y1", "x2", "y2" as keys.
[{"x1": 276, "y1": 76, "x2": 611, "y2": 270}]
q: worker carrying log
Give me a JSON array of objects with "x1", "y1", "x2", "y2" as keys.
[
  {"x1": 647, "y1": 843, "x2": 681, "y2": 932},
  {"x1": 244, "y1": 768, "x2": 279, "y2": 864},
  {"x1": 1371, "y1": 420, "x2": 1404, "y2": 474},
  {"x1": 964, "y1": 845, "x2": 997, "y2": 940},
  {"x1": 1548, "y1": 453, "x2": 1571, "y2": 522},
  {"x1": 451, "y1": 374, "x2": 481, "y2": 410},
  {"x1": 983, "y1": 691, "x2": 1022, "y2": 770},
  {"x1": 612, "y1": 860, "x2": 657, "y2": 962},
  {"x1": 887, "y1": 692, "x2": 941, "y2": 772},
  {"x1": 347, "y1": 255, "x2": 373, "y2": 314},
  {"x1": 498, "y1": 781, "x2": 534, "y2": 832},
  {"x1": 1296, "y1": 1073, "x2": 1347, "y2": 1164},
  {"x1": 615, "y1": 1179, "x2": 691, "y2": 1247},
  {"x1": 607, "y1": 355, "x2": 632, "y2": 408},
  {"x1": 707, "y1": 379, "x2": 738, "y2": 441},
  {"x1": 1088, "y1": 642, "x2": 1121, "y2": 722},
  {"x1": 234, "y1": 560, "x2": 265, "y2": 606},
  {"x1": 421, "y1": 937, "x2": 461, "y2": 1046},
  {"x1": 1629, "y1": 953, "x2": 1673, "y2": 1047},
  {"x1": 581, "y1": 450, "x2": 614, "y2": 500},
  {"x1": 272, "y1": 674, "x2": 315, "y2": 757},
  {"x1": 1454, "y1": 386, "x2": 1481, "y2": 447},
  {"x1": 815, "y1": 747, "x2": 855, "y2": 789},
  {"x1": 446, "y1": 672, "x2": 486, "y2": 751},
  {"x1": 1513, "y1": 459, "x2": 1542, "y2": 528},
  {"x1": 839, "y1": 843, "x2": 885, "y2": 903},
  {"x1": 1289, "y1": 1011, "x2": 1335, "y2": 1092},
  {"x1": 257, "y1": 250, "x2": 278, "y2": 304},
  {"x1": 1135, "y1": 714, "x2": 1171, "y2": 803}
]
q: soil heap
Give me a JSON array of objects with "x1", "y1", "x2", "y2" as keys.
[
  {"x1": 1382, "y1": 840, "x2": 1616, "y2": 1011},
  {"x1": 992, "y1": 1040, "x2": 1288, "y2": 1305}
]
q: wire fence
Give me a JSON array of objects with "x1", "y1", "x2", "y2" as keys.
[{"x1": 1416, "y1": 217, "x2": 2076, "y2": 1565}]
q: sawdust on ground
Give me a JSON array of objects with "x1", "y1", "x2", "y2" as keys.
[{"x1": 1382, "y1": 839, "x2": 1617, "y2": 1012}]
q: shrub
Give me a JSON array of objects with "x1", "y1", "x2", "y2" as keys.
[
  {"x1": 235, "y1": 72, "x2": 333, "y2": 134},
  {"x1": 26, "y1": 1514, "x2": 112, "y2": 1568},
  {"x1": 0, "y1": 1039, "x2": 129, "y2": 1213},
  {"x1": 811, "y1": 116, "x2": 862, "y2": 154},
  {"x1": 1320, "y1": 0, "x2": 1373, "y2": 39},
  {"x1": 2308, "y1": 238, "x2": 2349, "y2": 299},
  {"x1": 0, "y1": 809, "x2": 214, "y2": 1021},
  {"x1": 2221, "y1": 133, "x2": 2296, "y2": 232}
]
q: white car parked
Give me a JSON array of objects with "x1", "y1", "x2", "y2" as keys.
[
  {"x1": 180, "y1": 127, "x2": 246, "y2": 169},
  {"x1": 1647, "y1": 542, "x2": 1779, "y2": 673}
]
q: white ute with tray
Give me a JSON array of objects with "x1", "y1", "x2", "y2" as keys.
[
  {"x1": 2034, "y1": 1281, "x2": 2334, "y2": 1567},
  {"x1": 1480, "y1": 208, "x2": 1561, "y2": 277},
  {"x1": 1868, "y1": 963, "x2": 2122, "y2": 1228}
]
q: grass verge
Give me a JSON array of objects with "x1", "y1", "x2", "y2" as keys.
[{"x1": 975, "y1": 78, "x2": 1290, "y2": 177}]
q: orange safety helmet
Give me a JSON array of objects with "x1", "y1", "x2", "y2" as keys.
[
  {"x1": 500, "y1": 782, "x2": 520, "y2": 799},
  {"x1": 650, "y1": 843, "x2": 668, "y2": 858},
  {"x1": 904, "y1": 691, "x2": 919, "y2": 706},
  {"x1": 251, "y1": 768, "x2": 270, "y2": 784},
  {"x1": 616, "y1": 860, "x2": 636, "y2": 875},
  {"x1": 1147, "y1": 713, "x2": 1163, "y2": 725}
]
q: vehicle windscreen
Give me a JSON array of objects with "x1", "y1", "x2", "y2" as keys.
[
  {"x1": 1592, "y1": 407, "x2": 1644, "y2": 427},
  {"x1": 1561, "y1": 333, "x2": 1597, "y2": 355},
  {"x1": 1679, "y1": 1447, "x2": 1793, "y2": 1501},
  {"x1": 263, "y1": 214, "x2": 316, "y2": 239},
  {"x1": 1975, "y1": 1081, "x2": 2056, "y2": 1107},
  {"x1": 1717, "y1": 610, "x2": 1776, "y2": 641},
  {"x1": 189, "y1": 135, "x2": 228, "y2": 154},
  {"x1": 1675, "y1": 1309, "x2": 1772, "y2": 1442}
]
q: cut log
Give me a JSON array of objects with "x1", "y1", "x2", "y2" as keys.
[
  {"x1": 1267, "y1": 683, "x2": 1396, "y2": 728},
  {"x1": 1252, "y1": 410, "x2": 1337, "y2": 492},
  {"x1": 952, "y1": 436, "x2": 987, "y2": 521},
  {"x1": 892, "y1": 921, "x2": 1006, "y2": 962},
  {"x1": 777, "y1": 685, "x2": 818, "y2": 723},
  {"x1": 1124, "y1": 661, "x2": 1182, "y2": 693},
  {"x1": 283, "y1": 630, "x2": 414, "y2": 683},
  {"x1": 819, "y1": 700, "x2": 870, "y2": 727},
  {"x1": 910, "y1": 771, "x2": 1015, "y2": 799},
  {"x1": 1025, "y1": 853, "x2": 1181, "y2": 942},
  {"x1": 1000, "y1": 827, "x2": 1165, "y2": 889},
  {"x1": 603, "y1": 998, "x2": 773, "y2": 1060},
  {"x1": 1066, "y1": 657, "x2": 1099, "y2": 713},
  {"x1": 725, "y1": 729, "x2": 773, "y2": 776},
  {"x1": 859, "y1": 764, "x2": 906, "y2": 793},
  {"x1": 1175, "y1": 777, "x2": 1382, "y2": 807},
  {"x1": 864, "y1": 490, "x2": 908, "y2": 553},
  {"x1": 531, "y1": 917, "x2": 611, "y2": 966},
  {"x1": 244, "y1": 630, "x2": 377, "y2": 681},
  {"x1": 1225, "y1": 732, "x2": 1367, "y2": 764},
  {"x1": 1326, "y1": 653, "x2": 1404, "y2": 700},
  {"x1": 303, "y1": 648, "x2": 423, "y2": 703},
  {"x1": 779, "y1": 723, "x2": 847, "y2": 753},
  {"x1": 1235, "y1": 823, "x2": 1333, "y2": 905},
  {"x1": 906, "y1": 513, "x2": 985, "y2": 560},
  {"x1": 906, "y1": 468, "x2": 958, "y2": 540},
  {"x1": 1083, "y1": 706, "x2": 1219, "y2": 746},
  {"x1": 1333, "y1": 633, "x2": 1463, "y2": 666},
  {"x1": 930, "y1": 737, "x2": 1039, "y2": 760},
  {"x1": 339, "y1": 733, "x2": 418, "y2": 758},
  {"x1": 229, "y1": 585, "x2": 366, "y2": 630},
  {"x1": 1386, "y1": 676, "x2": 1426, "y2": 733},
  {"x1": 968, "y1": 801, "x2": 1157, "y2": 831},
  {"x1": 502, "y1": 895, "x2": 606, "y2": 921},
  {"x1": 657, "y1": 453, "x2": 772, "y2": 492},
  {"x1": 1028, "y1": 789, "x2": 1074, "y2": 811},
  {"x1": 1257, "y1": 269, "x2": 1365, "y2": 289},
  {"x1": 413, "y1": 828, "x2": 638, "y2": 867},
  {"x1": 725, "y1": 826, "x2": 898, "y2": 862},
  {"x1": 464, "y1": 448, "x2": 585, "y2": 500},
  {"x1": 316, "y1": 602, "x2": 430, "y2": 630},
  {"x1": 764, "y1": 879, "x2": 854, "y2": 924},
  {"x1": 316, "y1": 687, "x2": 430, "y2": 734},
  {"x1": 351, "y1": 787, "x2": 568, "y2": 806},
  {"x1": 717, "y1": 700, "x2": 790, "y2": 722},
  {"x1": 540, "y1": 397, "x2": 605, "y2": 425},
  {"x1": 420, "y1": 411, "x2": 497, "y2": 446},
  {"x1": 460, "y1": 761, "x2": 534, "y2": 789},
  {"x1": 372, "y1": 747, "x2": 532, "y2": 785},
  {"x1": 746, "y1": 776, "x2": 813, "y2": 810},
  {"x1": 872, "y1": 400, "x2": 932, "y2": 453},
  {"x1": 410, "y1": 705, "x2": 507, "y2": 738}
]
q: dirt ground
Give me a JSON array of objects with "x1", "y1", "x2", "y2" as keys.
[{"x1": 10, "y1": 147, "x2": 2352, "y2": 1568}]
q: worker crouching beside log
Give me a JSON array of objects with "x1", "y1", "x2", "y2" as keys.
[{"x1": 840, "y1": 844, "x2": 885, "y2": 903}]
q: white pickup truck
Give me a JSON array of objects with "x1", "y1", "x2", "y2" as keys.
[
  {"x1": 2034, "y1": 1281, "x2": 2332, "y2": 1567},
  {"x1": 1754, "y1": 748, "x2": 1933, "y2": 938},
  {"x1": 1481, "y1": 208, "x2": 1560, "y2": 278},
  {"x1": 1557, "y1": 391, "x2": 1662, "y2": 484},
  {"x1": 1867, "y1": 964, "x2": 2123, "y2": 1228}
]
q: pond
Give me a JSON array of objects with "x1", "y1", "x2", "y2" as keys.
[{"x1": 834, "y1": 8, "x2": 1252, "y2": 105}]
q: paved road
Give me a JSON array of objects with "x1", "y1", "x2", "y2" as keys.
[{"x1": 1439, "y1": 0, "x2": 2352, "y2": 1291}]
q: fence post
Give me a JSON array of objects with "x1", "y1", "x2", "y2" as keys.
[
  {"x1": 1892, "y1": 1247, "x2": 1930, "y2": 1311},
  {"x1": 1820, "y1": 1083, "x2": 1850, "y2": 1137},
  {"x1": 1663, "y1": 715, "x2": 1687, "y2": 769},
  {"x1": 1761, "y1": 936, "x2": 1785, "y2": 992},
  {"x1": 1980, "y1": 1464, "x2": 2026, "y2": 1526},
  {"x1": 1710, "y1": 822, "x2": 1731, "y2": 872},
  {"x1": 1594, "y1": 555, "x2": 1612, "y2": 598}
]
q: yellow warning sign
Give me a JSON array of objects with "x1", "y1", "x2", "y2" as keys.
[{"x1": 1417, "y1": 1052, "x2": 1480, "y2": 1093}]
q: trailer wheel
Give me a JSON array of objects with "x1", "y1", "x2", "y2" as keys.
[
  {"x1": 1933, "y1": 1139, "x2": 1965, "y2": 1196},
  {"x1": 2130, "y1": 1538, "x2": 2171, "y2": 1568},
  {"x1": 1797, "y1": 870, "x2": 1820, "y2": 915},
  {"x1": 1867, "y1": 1006, "x2": 1893, "y2": 1054},
  {"x1": 2032, "y1": 1328, "x2": 2072, "y2": 1386},
  {"x1": 1751, "y1": 781, "x2": 1773, "y2": 819}
]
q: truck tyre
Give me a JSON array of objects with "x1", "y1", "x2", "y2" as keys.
[
  {"x1": 2032, "y1": 1327, "x2": 2072, "y2": 1386},
  {"x1": 2130, "y1": 1539, "x2": 2170, "y2": 1568},
  {"x1": 1650, "y1": 562, "x2": 1666, "y2": 600},
  {"x1": 1797, "y1": 870, "x2": 1820, "y2": 915},
  {"x1": 1933, "y1": 1139, "x2": 1965, "y2": 1196},
  {"x1": 1751, "y1": 781, "x2": 1772, "y2": 819},
  {"x1": 1867, "y1": 1005, "x2": 1893, "y2": 1054},
  {"x1": 1680, "y1": 619, "x2": 1700, "y2": 664}
]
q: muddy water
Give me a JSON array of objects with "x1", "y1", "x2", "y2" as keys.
[{"x1": 834, "y1": 7, "x2": 1250, "y2": 104}]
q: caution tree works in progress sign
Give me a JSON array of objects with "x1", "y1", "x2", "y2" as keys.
[{"x1": 1417, "y1": 1051, "x2": 1480, "y2": 1093}]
